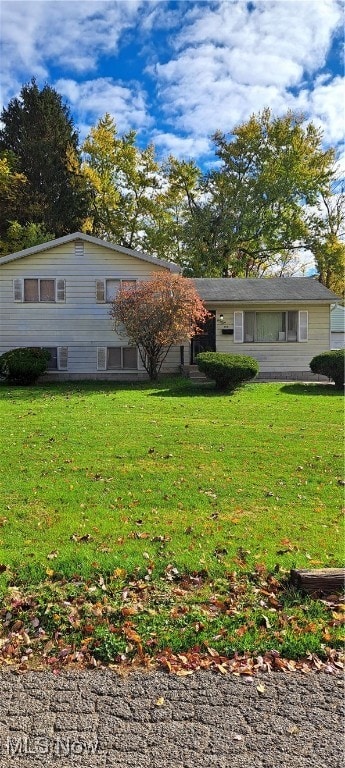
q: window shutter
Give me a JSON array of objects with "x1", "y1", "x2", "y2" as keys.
[
  {"x1": 298, "y1": 311, "x2": 308, "y2": 342},
  {"x1": 96, "y1": 280, "x2": 105, "y2": 303},
  {"x1": 56, "y1": 279, "x2": 66, "y2": 302},
  {"x1": 13, "y1": 279, "x2": 23, "y2": 302},
  {"x1": 97, "y1": 346, "x2": 107, "y2": 370},
  {"x1": 234, "y1": 311, "x2": 244, "y2": 343},
  {"x1": 57, "y1": 346, "x2": 68, "y2": 370}
]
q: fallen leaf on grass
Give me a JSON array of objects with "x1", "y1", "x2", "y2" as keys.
[
  {"x1": 112, "y1": 567, "x2": 126, "y2": 579},
  {"x1": 70, "y1": 533, "x2": 93, "y2": 543},
  {"x1": 47, "y1": 551, "x2": 58, "y2": 560},
  {"x1": 260, "y1": 615, "x2": 271, "y2": 629},
  {"x1": 256, "y1": 683, "x2": 265, "y2": 694},
  {"x1": 123, "y1": 625, "x2": 142, "y2": 645}
]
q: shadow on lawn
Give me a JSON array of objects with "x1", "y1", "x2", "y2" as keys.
[
  {"x1": 0, "y1": 377, "x2": 219, "y2": 401},
  {"x1": 0, "y1": 380, "x2": 124, "y2": 402},
  {"x1": 279, "y1": 383, "x2": 339, "y2": 396},
  {"x1": 149, "y1": 381, "x2": 241, "y2": 398},
  {"x1": 1, "y1": 379, "x2": 340, "y2": 402}
]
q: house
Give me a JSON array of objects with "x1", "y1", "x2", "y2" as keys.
[
  {"x1": 331, "y1": 304, "x2": 345, "y2": 349},
  {"x1": 0, "y1": 232, "x2": 339, "y2": 381},
  {"x1": 0, "y1": 232, "x2": 180, "y2": 380},
  {"x1": 191, "y1": 278, "x2": 339, "y2": 380}
]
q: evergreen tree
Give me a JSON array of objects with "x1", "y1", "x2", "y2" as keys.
[{"x1": 0, "y1": 79, "x2": 89, "y2": 237}]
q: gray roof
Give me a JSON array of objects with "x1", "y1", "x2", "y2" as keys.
[
  {"x1": 0, "y1": 232, "x2": 181, "y2": 273},
  {"x1": 193, "y1": 277, "x2": 338, "y2": 303}
]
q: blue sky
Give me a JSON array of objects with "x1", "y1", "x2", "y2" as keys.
[{"x1": 1, "y1": 0, "x2": 344, "y2": 167}]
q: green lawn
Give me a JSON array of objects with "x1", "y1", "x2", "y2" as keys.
[{"x1": 0, "y1": 378, "x2": 343, "y2": 668}]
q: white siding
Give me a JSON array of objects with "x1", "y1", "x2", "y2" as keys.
[
  {"x1": 0, "y1": 239, "x2": 334, "y2": 379},
  {"x1": 212, "y1": 304, "x2": 331, "y2": 373},
  {"x1": 0, "y1": 240, "x2": 176, "y2": 378}
]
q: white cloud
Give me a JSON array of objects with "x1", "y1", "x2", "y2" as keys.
[
  {"x1": 152, "y1": 131, "x2": 211, "y2": 158},
  {"x1": 151, "y1": 0, "x2": 344, "y2": 149},
  {"x1": 55, "y1": 78, "x2": 152, "y2": 138},
  {"x1": 306, "y1": 77, "x2": 345, "y2": 145},
  {"x1": 174, "y1": 0, "x2": 342, "y2": 73},
  {"x1": 0, "y1": 0, "x2": 144, "y2": 107},
  {"x1": 138, "y1": 1, "x2": 183, "y2": 33},
  {"x1": 1, "y1": 0, "x2": 344, "y2": 163}
]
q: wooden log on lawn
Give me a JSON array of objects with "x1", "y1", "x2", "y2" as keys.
[{"x1": 290, "y1": 568, "x2": 345, "y2": 595}]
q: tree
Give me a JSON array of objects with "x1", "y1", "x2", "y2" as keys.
[
  {"x1": 142, "y1": 156, "x2": 202, "y2": 265},
  {"x1": 0, "y1": 79, "x2": 89, "y2": 237},
  {"x1": 313, "y1": 234, "x2": 345, "y2": 296},
  {"x1": 82, "y1": 114, "x2": 162, "y2": 249},
  {"x1": 307, "y1": 179, "x2": 345, "y2": 296},
  {"x1": 0, "y1": 221, "x2": 54, "y2": 255},
  {"x1": 0, "y1": 151, "x2": 27, "y2": 247},
  {"x1": 0, "y1": 151, "x2": 54, "y2": 253},
  {"x1": 178, "y1": 109, "x2": 335, "y2": 277},
  {"x1": 110, "y1": 273, "x2": 209, "y2": 380},
  {"x1": 82, "y1": 116, "x2": 203, "y2": 264}
]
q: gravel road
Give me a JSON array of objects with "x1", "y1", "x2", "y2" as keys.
[{"x1": 0, "y1": 670, "x2": 343, "y2": 767}]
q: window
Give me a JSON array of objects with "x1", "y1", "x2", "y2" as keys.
[
  {"x1": 97, "y1": 347, "x2": 138, "y2": 370},
  {"x1": 106, "y1": 279, "x2": 120, "y2": 303},
  {"x1": 96, "y1": 279, "x2": 137, "y2": 303},
  {"x1": 24, "y1": 279, "x2": 55, "y2": 302},
  {"x1": 244, "y1": 311, "x2": 298, "y2": 342},
  {"x1": 13, "y1": 279, "x2": 65, "y2": 303},
  {"x1": 38, "y1": 347, "x2": 68, "y2": 370},
  {"x1": 107, "y1": 347, "x2": 138, "y2": 369},
  {"x1": 44, "y1": 347, "x2": 58, "y2": 370},
  {"x1": 122, "y1": 347, "x2": 138, "y2": 368},
  {"x1": 107, "y1": 347, "x2": 121, "y2": 368},
  {"x1": 234, "y1": 311, "x2": 308, "y2": 343}
]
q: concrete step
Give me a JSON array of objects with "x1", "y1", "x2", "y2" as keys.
[{"x1": 183, "y1": 365, "x2": 207, "y2": 381}]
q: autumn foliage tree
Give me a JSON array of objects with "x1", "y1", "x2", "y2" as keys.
[{"x1": 110, "y1": 273, "x2": 209, "y2": 380}]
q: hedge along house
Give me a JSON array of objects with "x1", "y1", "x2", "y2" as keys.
[
  {"x1": 0, "y1": 232, "x2": 339, "y2": 381},
  {"x1": 190, "y1": 278, "x2": 339, "y2": 381}
]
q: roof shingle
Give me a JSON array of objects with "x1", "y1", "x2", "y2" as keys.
[{"x1": 193, "y1": 277, "x2": 338, "y2": 302}]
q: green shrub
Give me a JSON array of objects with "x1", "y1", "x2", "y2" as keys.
[
  {"x1": 310, "y1": 349, "x2": 344, "y2": 390},
  {"x1": 0, "y1": 347, "x2": 50, "y2": 385},
  {"x1": 196, "y1": 352, "x2": 259, "y2": 391}
]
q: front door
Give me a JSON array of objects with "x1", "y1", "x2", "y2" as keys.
[{"x1": 191, "y1": 311, "x2": 216, "y2": 363}]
